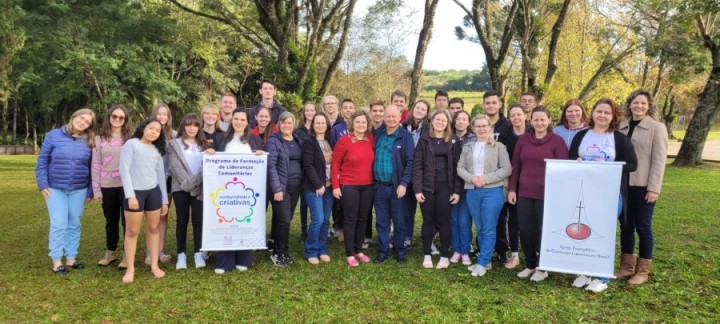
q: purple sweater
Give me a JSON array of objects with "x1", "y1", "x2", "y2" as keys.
[{"x1": 508, "y1": 132, "x2": 569, "y2": 199}]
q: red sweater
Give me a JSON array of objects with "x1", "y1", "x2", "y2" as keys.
[
  {"x1": 332, "y1": 133, "x2": 375, "y2": 188},
  {"x1": 508, "y1": 132, "x2": 569, "y2": 199}
]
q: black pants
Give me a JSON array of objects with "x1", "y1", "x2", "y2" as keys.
[
  {"x1": 517, "y1": 197, "x2": 544, "y2": 269},
  {"x1": 365, "y1": 197, "x2": 374, "y2": 239},
  {"x1": 270, "y1": 180, "x2": 301, "y2": 254},
  {"x1": 332, "y1": 198, "x2": 344, "y2": 230},
  {"x1": 494, "y1": 202, "x2": 520, "y2": 256},
  {"x1": 420, "y1": 181, "x2": 452, "y2": 258},
  {"x1": 173, "y1": 191, "x2": 203, "y2": 254},
  {"x1": 340, "y1": 184, "x2": 373, "y2": 256},
  {"x1": 100, "y1": 187, "x2": 125, "y2": 251}
]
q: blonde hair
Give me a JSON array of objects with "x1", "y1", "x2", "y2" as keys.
[
  {"x1": 429, "y1": 110, "x2": 453, "y2": 142},
  {"x1": 201, "y1": 103, "x2": 222, "y2": 132},
  {"x1": 66, "y1": 108, "x2": 97, "y2": 148},
  {"x1": 471, "y1": 114, "x2": 498, "y2": 147},
  {"x1": 150, "y1": 103, "x2": 174, "y2": 139}
]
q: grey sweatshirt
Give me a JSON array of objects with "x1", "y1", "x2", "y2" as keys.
[{"x1": 119, "y1": 138, "x2": 169, "y2": 204}]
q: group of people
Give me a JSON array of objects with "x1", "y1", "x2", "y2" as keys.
[{"x1": 36, "y1": 80, "x2": 667, "y2": 292}]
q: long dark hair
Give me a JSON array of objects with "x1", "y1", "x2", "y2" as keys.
[
  {"x1": 309, "y1": 112, "x2": 333, "y2": 144},
  {"x1": 100, "y1": 104, "x2": 132, "y2": 141},
  {"x1": 222, "y1": 108, "x2": 250, "y2": 145},
  {"x1": 132, "y1": 118, "x2": 166, "y2": 156},
  {"x1": 255, "y1": 106, "x2": 275, "y2": 143},
  {"x1": 177, "y1": 113, "x2": 209, "y2": 150}
]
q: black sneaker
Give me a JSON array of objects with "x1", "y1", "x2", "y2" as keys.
[
  {"x1": 271, "y1": 253, "x2": 286, "y2": 267},
  {"x1": 267, "y1": 239, "x2": 275, "y2": 253},
  {"x1": 283, "y1": 253, "x2": 294, "y2": 265}
]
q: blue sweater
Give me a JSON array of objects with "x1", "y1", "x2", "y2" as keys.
[{"x1": 35, "y1": 126, "x2": 93, "y2": 197}]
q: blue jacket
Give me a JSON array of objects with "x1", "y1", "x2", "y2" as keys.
[
  {"x1": 331, "y1": 119, "x2": 348, "y2": 146},
  {"x1": 35, "y1": 126, "x2": 93, "y2": 197},
  {"x1": 373, "y1": 125, "x2": 414, "y2": 187},
  {"x1": 264, "y1": 132, "x2": 302, "y2": 194}
]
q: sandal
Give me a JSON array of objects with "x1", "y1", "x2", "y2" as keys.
[
  {"x1": 53, "y1": 265, "x2": 69, "y2": 275},
  {"x1": 67, "y1": 262, "x2": 85, "y2": 269}
]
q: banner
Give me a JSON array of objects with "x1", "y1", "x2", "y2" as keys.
[
  {"x1": 538, "y1": 159, "x2": 623, "y2": 278},
  {"x1": 201, "y1": 153, "x2": 267, "y2": 251}
]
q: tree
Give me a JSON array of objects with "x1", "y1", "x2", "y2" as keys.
[
  {"x1": 409, "y1": 0, "x2": 440, "y2": 104},
  {"x1": 0, "y1": 1, "x2": 25, "y2": 143}
]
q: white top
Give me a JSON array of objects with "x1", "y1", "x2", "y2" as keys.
[
  {"x1": 119, "y1": 138, "x2": 168, "y2": 204},
  {"x1": 177, "y1": 138, "x2": 203, "y2": 176},
  {"x1": 225, "y1": 134, "x2": 252, "y2": 153},
  {"x1": 472, "y1": 141, "x2": 486, "y2": 176},
  {"x1": 579, "y1": 131, "x2": 616, "y2": 161}
]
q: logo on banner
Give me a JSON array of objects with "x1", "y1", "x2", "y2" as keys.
[
  {"x1": 209, "y1": 177, "x2": 260, "y2": 223},
  {"x1": 553, "y1": 181, "x2": 604, "y2": 242}
]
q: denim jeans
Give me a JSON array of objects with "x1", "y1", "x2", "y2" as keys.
[
  {"x1": 46, "y1": 187, "x2": 87, "y2": 261},
  {"x1": 450, "y1": 193, "x2": 472, "y2": 254},
  {"x1": 621, "y1": 186, "x2": 655, "y2": 259},
  {"x1": 466, "y1": 187, "x2": 504, "y2": 266},
  {"x1": 304, "y1": 189, "x2": 333, "y2": 258},
  {"x1": 374, "y1": 183, "x2": 407, "y2": 258}
]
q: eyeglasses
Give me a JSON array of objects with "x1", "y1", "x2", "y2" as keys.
[
  {"x1": 111, "y1": 114, "x2": 126, "y2": 121},
  {"x1": 324, "y1": 102, "x2": 338, "y2": 105},
  {"x1": 473, "y1": 124, "x2": 489, "y2": 129}
]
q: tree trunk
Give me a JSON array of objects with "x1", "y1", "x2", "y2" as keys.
[
  {"x1": 652, "y1": 58, "x2": 665, "y2": 98},
  {"x1": 409, "y1": 0, "x2": 440, "y2": 104},
  {"x1": 318, "y1": 0, "x2": 357, "y2": 97},
  {"x1": 1, "y1": 98, "x2": 7, "y2": 142},
  {"x1": 12, "y1": 97, "x2": 17, "y2": 143},
  {"x1": 661, "y1": 87, "x2": 675, "y2": 140}
]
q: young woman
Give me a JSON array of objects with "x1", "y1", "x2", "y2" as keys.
[
  {"x1": 119, "y1": 119, "x2": 169, "y2": 283},
  {"x1": 201, "y1": 103, "x2": 223, "y2": 148},
  {"x1": 149, "y1": 103, "x2": 176, "y2": 264},
  {"x1": 252, "y1": 106, "x2": 278, "y2": 144},
  {"x1": 213, "y1": 108, "x2": 265, "y2": 274},
  {"x1": 168, "y1": 113, "x2": 215, "y2": 270},
  {"x1": 302, "y1": 112, "x2": 334, "y2": 264},
  {"x1": 617, "y1": 90, "x2": 668, "y2": 285},
  {"x1": 332, "y1": 110, "x2": 375, "y2": 267},
  {"x1": 568, "y1": 98, "x2": 638, "y2": 292},
  {"x1": 294, "y1": 101, "x2": 317, "y2": 242},
  {"x1": 553, "y1": 98, "x2": 589, "y2": 148},
  {"x1": 401, "y1": 99, "x2": 431, "y2": 247},
  {"x1": 412, "y1": 110, "x2": 463, "y2": 269},
  {"x1": 457, "y1": 115, "x2": 512, "y2": 276},
  {"x1": 496, "y1": 104, "x2": 527, "y2": 269},
  {"x1": 93, "y1": 105, "x2": 132, "y2": 267},
  {"x1": 265, "y1": 112, "x2": 303, "y2": 267},
  {"x1": 450, "y1": 110, "x2": 474, "y2": 265},
  {"x1": 507, "y1": 106, "x2": 569, "y2": 282},
  {"x1": 36, "y1": 108, "x2": 96, "y2": 275}
]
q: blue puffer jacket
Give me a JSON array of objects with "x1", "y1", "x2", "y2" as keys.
[
  {"x1": 264, "y1": 132, "x2": 302, "y2": 194},
  {"x1": 35, "y1": 126, "x2": 93, "y2": 197}
]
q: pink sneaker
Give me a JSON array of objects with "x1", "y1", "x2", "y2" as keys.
[
  {"x1": 461, "y1": 254, "x2": 472, "y2": 266},
  {"x1": 347, "y1": 256, "x2": 359, "y2": 267},
  {"x1": 505, "y1": 255, "x2": 520, "y2": 269},
  {"x1": 449, "y1": 252, "x2": 461, "y2": 263},
  {"x1": 354, "y1": 253, "x2": 370, "y2": 263}
]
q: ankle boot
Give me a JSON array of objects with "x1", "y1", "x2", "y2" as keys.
[
  {"x1": 628, "y1": 258, "x2": 651, "y2": 285},
  {"x1": 615, "y1": 253, "x2": 636, "y2": 279},
  {"x1": 98, "y1": 250, "x2": 118, "y2": 266}
]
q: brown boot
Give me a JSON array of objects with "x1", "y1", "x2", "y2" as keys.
[
  {"x1": 628, "y1": 258, "x2": 652, "y2": 285},
  {"x1": 615, "y1": 253, "x2": 636, "y2": 279},
  {"x1": 118, "y1": 256, "x2": 128, "y2": 269},
  {"x1": 98, "y1": 250, "x2": 118, "y2": 266}
]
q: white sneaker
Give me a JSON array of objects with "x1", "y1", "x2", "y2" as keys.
[
  {"x1": 194, "y1": 252, "x2": 206, "y2": 268},
  {"x1": 467, "y1": 264, "x2": 479, "y2": 271},
  {"x1": 530, "y1": 270, "x2": 548, "y2": 282},
  {"x1": 485, "y1": 263, "x2": 492, "y2": 270},
  {"x1": 175, "y1": 253, "x2": 187, "y2": 270},
  {"x1": 517, "y1": 268, "x2": 535, "y2": 278},
  {"x1": 431, "y1": 243, "x2": 440, "y2": 255},
  {"x1": 214, "y1": 269, "x2": 225, "y2": 274},
  {"x1": 235, "y1": 265, "x2": 248, "y2": 272},
  {"x1": 572, "y1": 275, "x2": 592, "y2": 288},
  {"x1": 471, "y1": 264, "x2": 488, "y2": 277},
  {"x1": 585, "y1": 279, "x2": 608, "y2": 293}
]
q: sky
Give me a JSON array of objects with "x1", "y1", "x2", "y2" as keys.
[{"x1": 357, "y1": 0, "x2": 487, "y2": 71}]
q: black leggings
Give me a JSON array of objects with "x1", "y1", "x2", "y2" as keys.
[
  {"x1": 270, "y1": 180, "x2": 301, "y2": 255},
  {"x1": 494, "y1": 202, "x2": 520, "y2": 255},
  {"x1": 173, "y1": 191, "x2": 203, "y2": 254},
  {"x1": 340, "y1": 184, "x2": 373, "y2": 256},
  {"x1": 517, "y1": 197, "x2": 544, "y2": 269},
  {"x1": 420, "y1": 181, "x2": 452, "y2": 258},
  {"x1": 100, "y1": 187, "x2": 126, "y2": 251}
]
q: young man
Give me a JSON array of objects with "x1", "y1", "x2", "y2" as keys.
[
  {"x1": 434, "y1": 90, "x2": 449, "y2": 112},
  {"x1": 248, "y1": 79, "x2": 286, "y2": 129},
  {"x1": 449, "y1": 97, "x2": 464, "y2": 116},
  {"x1": 219, "y1": 92, "x2": 237, "y2": 131},
  {"x1": 331, "y1": 99, "x2": 356, "y2": 144},
  {"x1": 390, "y1": 90, "x2": 409, "y2": 123},
  {"x1": 482, "y1": 91, "x2": 510, "y2": 140},
  {"x1": 520, "y1": 92, "x2": 538, "y2": 122},
  {"x1": 370, "y1": 100, "x2": 385, "y2": 132}
]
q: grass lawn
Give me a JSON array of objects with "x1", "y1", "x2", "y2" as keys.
[
  {"x1": 671, "y1": 130, "x2": 720, "y2": 141},
  {"x1": 1, "y1": 155, "x2": 718, "y2": 322},
  {"x1": 420, "y1": 90, "x2": 484, "y2": 111}
]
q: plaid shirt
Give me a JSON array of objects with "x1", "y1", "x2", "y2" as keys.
[{"x1": 373, "y1": 128, "x2": 397, "y2": 183}]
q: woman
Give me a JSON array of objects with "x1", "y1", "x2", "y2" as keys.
[
  {"x1": 496, "y1": 104, "x2": 527, "y2": 269},
  {"x1": 322, "y1": 95, "x2": 340, "y2": 126},
  {"x1": 449, "y1": 110, "x2": 474, "y2": 265},
  {"x1": 252, "y1": 106, "x2": 278, "y2": 144},
  {"x1": 302, "y1": 113, "x2": 334, "y2": 264},
  {"x1": 554, "y1": 98, "x2": 589, "y2": 148},
  {"x1": 617, "y1": 90, "x2": 668, "y2": 285},
  {"x1": 93, "y1": 105, "x2": 132, "y2": 268},
  {"x1": 213, "y1": 108, "x2": 265, "y2": 274},
  {"x1": 332, "y1": 110, "x2": 375, "y2": 267},
  {"x1": 401, "y1": 99, "x2": 431, "y2": 247},
  {"x1": 413, "y1": 110, "x2": 464, "y2": 269},
  {"x1": 149, "y1": 103, "x2": 176, "y2": 264},
  {"x1": 168, "y1": 113, "x2": 215, "y2": 270},
  {"x1": 265, "y1": 112, "x2": 303, "y2": 267},
  {"x1": 295, "y1": 101, "x2": 317, "y2": 242},
  {"x1": 569, "y1": 98, "x2": 638, "y2": 292},
  {"x1": 119, "y1": 119, "x2": 169, "y2": 283},
  {"x1": 36, "y1": 108, "x2": 96, "y2": 275},
  {"x1": 457, "y1": 115, "x2": 512, "y2": 276},
  {"x1": 201, "y1": 103, "x2": 223, "y2": 148},
  {"x1": 507, "y1": 106, "x2": 568, "y2": 282}
]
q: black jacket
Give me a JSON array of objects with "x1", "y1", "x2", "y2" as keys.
[
  {"x1": 301, "y1": 137, "x2": 333, "y2": 192},
  {"x1": 412, "y1": 131, "x2": 464, "y2": 195}
]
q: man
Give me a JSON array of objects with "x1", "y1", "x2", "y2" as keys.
[
  {"x1": 483, "y1": 91, "x2": 511, "y2": 141},
  {"x1": 434, "y1": 90, "x2": 449, "y2": 112},
  {"x1": 390, "y1": 90, "x2": 409, "y2": 123},
  {"x1": 372, "y1": 105, "x2": 414, "y2": 263},
  {"x1": 219, "y1": 92, "x2": 237, "y2": 131},
  {"x1": 248, "y1": 79, "x2": 286, "y2": 129},
  {"x1": 370, "y1": 100, "x2": 385, "y2": 132},
  {"x1": 449, "y1": 97, "x2": 464, "y2": 117},
  {"x1": 331, "y1": 99, "x2": 355, "y2": 145},
  {"x1": 520, "y1": 92, "x2": 538, "y2": 122}
]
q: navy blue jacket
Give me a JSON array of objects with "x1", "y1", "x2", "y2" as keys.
[
  {"x1": 372, "y1": 125, "x2": 415, "y2": 188},
  {"x1": 248, "y1": 100, "x2": 286, "y2": 129},
  {"x1": 264, "y1": 132, "x2": 302, "y2": 194},
  {"x1": 35, "y1": 126, "x2": 93, "y2": 198}
]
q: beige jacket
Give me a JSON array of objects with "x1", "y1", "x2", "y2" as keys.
[
  {"x1": 619, "y1": 116, "x2": 668, "y2": 193},
  {"x1": 457, "y1": 141, "x2": 512, "y2": 189}
]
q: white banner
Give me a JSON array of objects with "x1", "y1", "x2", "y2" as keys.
[
  {"x1": 538, "y1": 159, "x2": 623, "y2": 278},
  {"x1": 201, "y1": 153, "x2": 267, "y2": 251}
]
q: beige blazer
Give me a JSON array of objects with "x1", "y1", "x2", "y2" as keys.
[
  {"x1": 457, "y1": 141, "x2": 512, "y2": 189},
  {"x1": 619, "y1": 116, "x2": 668, "y2": 193}
]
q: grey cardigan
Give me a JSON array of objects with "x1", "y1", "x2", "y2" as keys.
[
  {"x1": 457, "y1": 140, "x2": 512, "y2": 189},
  {"x1": 167, "y1": 139, "x2": 204, "y2": 199}
]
